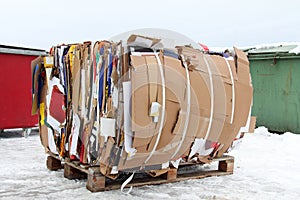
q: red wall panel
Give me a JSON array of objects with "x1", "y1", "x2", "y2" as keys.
[{"x1": 0, "y1": 53, "x2": 38, "y2": 129}]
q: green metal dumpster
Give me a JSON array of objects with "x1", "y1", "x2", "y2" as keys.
[{"x1": 247, "y1": 45, "x2": 300, "y2": 134}]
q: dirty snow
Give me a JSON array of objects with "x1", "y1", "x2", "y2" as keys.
[{"x1": 0, "y1": 127, "x2": 299, "y2": 200}]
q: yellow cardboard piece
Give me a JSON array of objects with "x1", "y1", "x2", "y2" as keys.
[
  {"x1": 40, "y1": 103, "x2": 45, "y2": 125},
  {"x1": 43, "y1": 56, "x2": 54, "y2": 68}
]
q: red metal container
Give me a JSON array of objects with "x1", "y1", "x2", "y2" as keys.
[{"x1": 0, "y1": 45, "x2": 46, "y2": 131}]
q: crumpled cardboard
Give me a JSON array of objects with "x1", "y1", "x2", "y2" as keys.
[{"x1": 33, "y1": 34, "x2": 253, "y2": 177}]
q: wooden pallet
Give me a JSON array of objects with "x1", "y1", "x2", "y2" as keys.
[{"x1": 46, "y1": 155, "x2": 234, "y2": 192}]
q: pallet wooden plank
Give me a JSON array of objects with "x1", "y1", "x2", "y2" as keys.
[
  {"x1": 47, "y1": 154, "x2": 235, "y2": 192},
  {"x1": 64, "y1": 161, "x2": 91, "y2": 175},
  {"x1": 212, "y1": 155, "x2": 234, "y2": 161},
  {"x1": 94, "y1": 170, "x2": 232, "y2": 191}
]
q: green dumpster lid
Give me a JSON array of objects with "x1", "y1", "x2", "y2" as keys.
[
  {"x1": 246, "y1": 43, "x2": 300, "y2": 60},
  {"x1": 247, "y1": 45, "x2": 298, "y2": 54}
]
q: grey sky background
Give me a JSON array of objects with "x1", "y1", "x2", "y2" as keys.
[{"x1": 1, "y1": 0, "x2": 299, "y2": 50}]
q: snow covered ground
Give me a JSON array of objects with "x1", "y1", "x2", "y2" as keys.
[{"x1": 0, "y1": 127, "x2": 299, "y2": 200}]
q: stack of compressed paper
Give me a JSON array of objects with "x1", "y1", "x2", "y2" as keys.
[{"x1": 32, "y1": 34, "x2": 253, "y2": 177}]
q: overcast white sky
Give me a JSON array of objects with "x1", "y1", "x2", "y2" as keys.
[{"x1": 0, "y1": 0, "x2": 299, "y2": 50}]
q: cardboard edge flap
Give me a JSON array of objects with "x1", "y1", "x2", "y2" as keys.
[
  {"x1": 248, "y1": 116, "x2": 257, "y2": 133},
  {"x1": 234, "y1": 47, "x2": 249, "y2": 65}
]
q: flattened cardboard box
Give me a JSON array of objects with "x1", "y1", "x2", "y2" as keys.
[
  {"x1": 33, "y1": 37, "x2": 254, "y2": 175},
  {"x1": 122, "y1": 46, "x2": 253, "y2": 170}
]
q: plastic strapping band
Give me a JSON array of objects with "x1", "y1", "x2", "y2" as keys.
[
  {"x1": 203, "y1": 56, "x2": 214, "y2": 140},
  {"x1": 170, "y1": 55, "x2": 191, "y2": 160},
  {"x1": 224, "y1": 58, "x2": 235, "y2": 124},
  {"x1": 143, "y1": 53, "x2": 166, "y2": 165},
  {"x1": 120, "y1": 172, "x2": 135, "y2": 194}
]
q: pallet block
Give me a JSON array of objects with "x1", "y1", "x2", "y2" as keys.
[
  {"x1": 63, "y1": 162, "x2": 87, "y2": 180},
  {"x1": 46, "y1": 156, "x2": 62, "y2": 171},
  {"x1": 164, "y1": 168, "x2": 177, "y2": 181},
  {"x1": 86, "y1": 174, "x2": 106, "y2": 192},
  {"x1": 218, "y1": 158, "x2": 234, "y2": 172}
]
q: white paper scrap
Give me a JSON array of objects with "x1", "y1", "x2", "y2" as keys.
[
  {"x1": 100, "y1": 118, "x2": 116, "y2": 138},
  {"x1": 111, "y1": 86, "x2": 119, "y2": 109},
  {"x1": 123, "y1": 81, "x2": 137, "y2": 157},
  {"x1": 239, "y1": 108, "x2": 252, "y2": 133},
  {"x1": 150, "y1": 102, "x2": 161, "y2": 123},
  {"x1": 150, "y1": 102, "x2": 161, "y2": 116},
  {"x1": 47, "y1": 128, "x2": 58, "y2": 154},
  {"x1": 46, "y1": 115, "x2": 61, "y2": 133},
  {"x1": 170, "y1": 158, "x2": 181, "y2": 169},
  {"x1": 130, "y1": 36, "x2": 152, "y2": 48},
  {"x1": 111, "y1": 166, "x2": 119, "y2": 174},
  {"x1": 189, "y1": 138, "x2": 214, "y2": 158},
  {"x1": 162, "y1": 161, "x2": 169, "y2": 169},
  {"x1": 44, "y1": 56, "x2": 54, "y2": 66},
  {"x1": 70, "y1": 114, "x2": 80, "y2": 156}
]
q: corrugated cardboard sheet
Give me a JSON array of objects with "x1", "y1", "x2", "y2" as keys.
[{"x1": 33, "y1": 34, "x2": 253, "y2": 176}]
